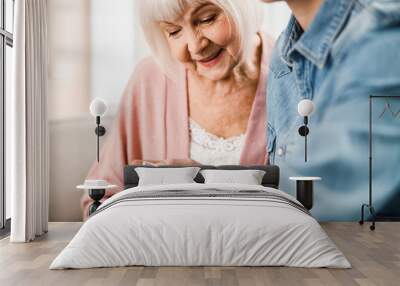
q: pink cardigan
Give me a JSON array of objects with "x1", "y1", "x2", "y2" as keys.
[{"x1": 82, "y1": 33, "x2": 274, "y2": 217}]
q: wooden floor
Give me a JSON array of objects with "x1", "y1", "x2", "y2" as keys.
[{"x1": 0, "y1": 222, "x2": 399, "y2": 286}]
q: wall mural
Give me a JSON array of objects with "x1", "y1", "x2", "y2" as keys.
[{"x1": 372, "y1": 97, "x2": 400, "y2": 219}]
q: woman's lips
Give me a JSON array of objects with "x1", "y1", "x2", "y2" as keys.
[{"x1": 197, "y1": 49, "x2": 224, "y2": 68}]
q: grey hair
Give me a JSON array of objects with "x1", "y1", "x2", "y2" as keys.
[{"x1": 137, "y1": 0, "x2": 264, "y2": 79}]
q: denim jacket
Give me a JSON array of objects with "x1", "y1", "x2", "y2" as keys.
[{"x1": 267, "y1": 0, "x2": 400, "y2": 220}]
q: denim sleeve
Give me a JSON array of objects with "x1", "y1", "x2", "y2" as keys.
[{"x1": 279, "y1": 28, "x2": 400, "y2": 220}]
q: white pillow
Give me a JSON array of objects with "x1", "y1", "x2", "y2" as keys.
[
  {"x1": 200, "y1": 169, "x2": 266, "y2": 185},
  {"x1": 135, "y1": 167, "x2": 201, "y2": 186}
]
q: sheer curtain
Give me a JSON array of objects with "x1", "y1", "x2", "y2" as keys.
[{"x1": 9, "y1": 0, "x2": 49, "y2": 242}]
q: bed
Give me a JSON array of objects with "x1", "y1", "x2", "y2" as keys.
[{"x1": 50, "y1": 165, "x2": 350, "y2": 269}]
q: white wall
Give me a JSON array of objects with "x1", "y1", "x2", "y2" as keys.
[
  {"x1": 49, "y1": 115, "x2": 113, "y2": 222},
  {"x1": 47, "y1": 0, "x2": 91, "y2": 121},
  {"x1": 90, "y1": 0, "x2": 149, "y2": 115},
  {"x1": 262, "y1": 2, "x2": 291, "y2": 38}
]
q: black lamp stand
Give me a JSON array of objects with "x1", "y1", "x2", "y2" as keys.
[
  {"x1": 94, "y1": 115, "x2": 106, "y2": 162},
  {"x1": 296, "y1": 180, "x2": 314, "y2": 210},
  {"x1": 359, "y1": 95, "x2": 400, "y2": 230},
  {"x1": 88, "y1": 189, "x2": 106, "y2": 216},
  {"x1": 298, "y1": 116, "x2": 310, "y2": 162},
  {"x1": 88, "y1": 115, "x2": 107, "y2": 216},
  {"x1": 359, "y1": 96, "x2": 377, "y2": 230}
]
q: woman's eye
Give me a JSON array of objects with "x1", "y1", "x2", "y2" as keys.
[
  {"x1": 168, "y1": 30, "x2": 181, "y2": 38},
  {"x1": 199, "y1": 14, "x2": 216, "y2": 24}
]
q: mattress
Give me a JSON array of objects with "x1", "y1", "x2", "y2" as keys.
[{"x1": 50, "y1": 183, "x2": 351, "y2": 269}]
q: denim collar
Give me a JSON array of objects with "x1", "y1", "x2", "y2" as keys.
[{"x1": 281, "y1": 0, "x2": 355, "y2": 68}]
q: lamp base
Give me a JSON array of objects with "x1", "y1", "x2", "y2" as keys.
[
  {"x1": 88, "y1": 188, "x2": 106, "y2": 216},
  {"x1": 296, "y1": 180, "x2": 313, "y2": 210},
  {"x1": 359, "y1": 203, "x2": 376, "y2": 231}
]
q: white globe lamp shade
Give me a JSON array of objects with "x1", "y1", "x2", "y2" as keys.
[
  {"x1": 90, "y1": 98, "x2": 107, "y2": 117},
  {"x1": 298, "y1": 99, "x2": 315, "y2": 117}
]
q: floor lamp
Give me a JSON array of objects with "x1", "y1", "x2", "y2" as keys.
[{"x1": 360, "y1": 95, "x2": 400, "y2": 231}]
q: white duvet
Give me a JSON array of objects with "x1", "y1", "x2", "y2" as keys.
[{"x1": 50, "y1": 183, "x2": 351, "y2": 269}]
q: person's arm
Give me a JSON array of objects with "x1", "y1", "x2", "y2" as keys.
[
  {"x1": 129, "y1": 158, "x2": 200, "y2": 166},
  {"x1": 279, "y1": 28, "x2": 400, "y2": 220}
]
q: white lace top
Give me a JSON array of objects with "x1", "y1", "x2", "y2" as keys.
[{"x1": 189, "y1": 119, "x2": 245, "y2": 165}]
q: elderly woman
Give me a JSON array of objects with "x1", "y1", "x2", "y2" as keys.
[{"x1": 82, "y1": 0, "x2": 274, "y2": 217}]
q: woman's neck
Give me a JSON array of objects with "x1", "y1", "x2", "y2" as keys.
[{"x1": 286, "y1": 0, "x2": 324, "y2": 30}]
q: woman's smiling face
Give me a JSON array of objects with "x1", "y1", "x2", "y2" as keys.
[{"x1": 159, "y1": 2, "x2": 241, "y2": 81}]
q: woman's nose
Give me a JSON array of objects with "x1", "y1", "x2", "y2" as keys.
[{"x1": 187, "y1": 30, "x2": 208, "y2": 55}]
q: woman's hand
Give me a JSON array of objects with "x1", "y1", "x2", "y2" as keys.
[
  {"x1": 129, "y1": 158, "x2": 199, "y2": 166},
  {"x1": 129, "y1": 159, "x2": 157, "y2": 166}
]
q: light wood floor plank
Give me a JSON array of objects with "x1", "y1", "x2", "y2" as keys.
[{"x1": 0, "y1": 222, "x2": 399, "y2": 286}]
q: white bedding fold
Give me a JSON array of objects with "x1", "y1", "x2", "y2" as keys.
[{"x1": 50, "y1": 183, "x2": 351, "y2": 269}]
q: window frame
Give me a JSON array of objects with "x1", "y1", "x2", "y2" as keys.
[{"x1": 0, "y1": 0, "x2": 14, "y2": 233}]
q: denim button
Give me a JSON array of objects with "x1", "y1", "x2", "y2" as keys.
[{"x1": 277, "y1": 147, "x2": 285, "y2": 156}]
